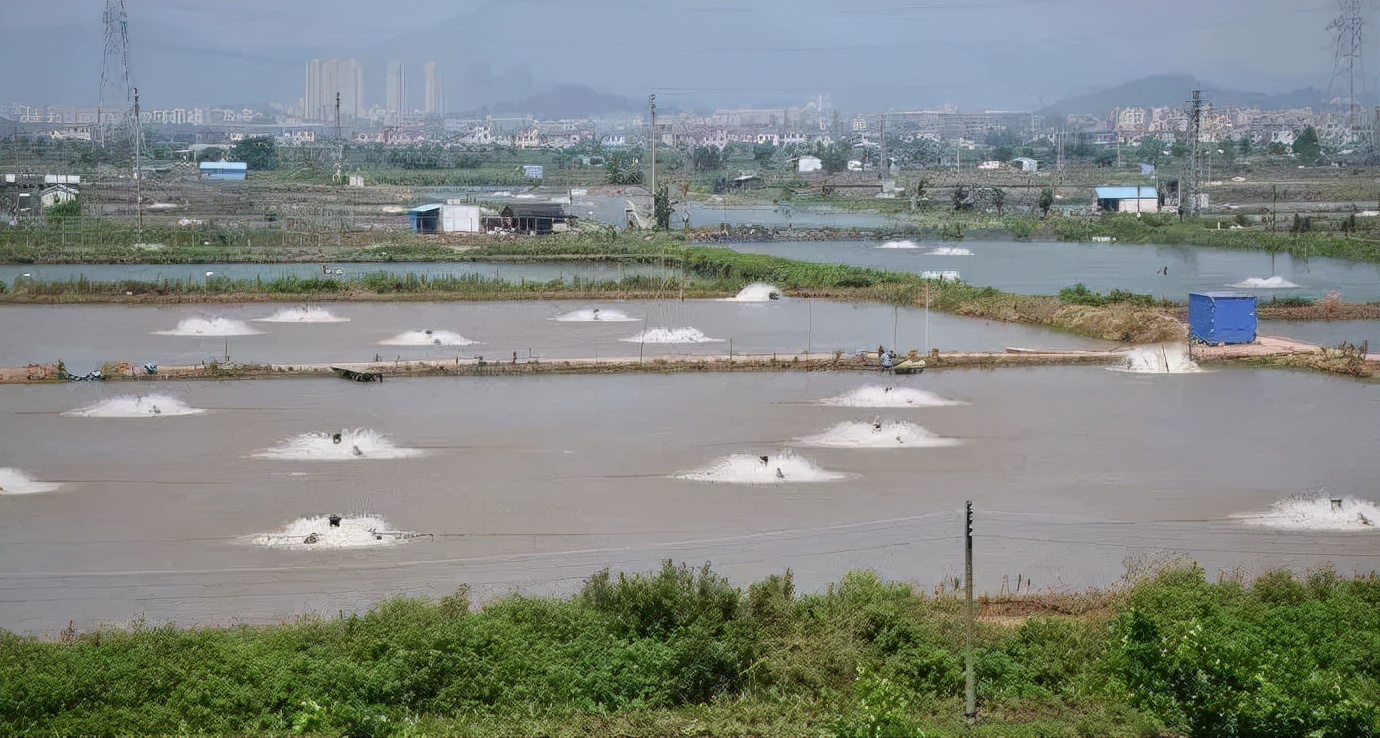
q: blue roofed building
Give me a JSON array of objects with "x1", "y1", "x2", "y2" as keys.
[
  {"x1": 408, "y1": 204, "x2": 442, "y2": 233},
  {"x1": 199, "y1": 161, "x2": 248, "y2": 181},
  {"x1": 1095, "y1": 186, "x2": 1158, "y2": 213}
]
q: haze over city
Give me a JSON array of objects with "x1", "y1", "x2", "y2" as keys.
[{"x1": 0, "y1": 0, "x2": 1355, "y2": 113}]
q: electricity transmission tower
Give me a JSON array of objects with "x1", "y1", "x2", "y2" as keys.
[
  {"x1": 1329, "y1": 0, "x2": 1373, "y2": 150},
  {"x1": 96, "y1": 0, "x2": 142, "y2": 158},
  {"x1": 1181, "y1": 90, "x2": 1206, "y2": 217}
]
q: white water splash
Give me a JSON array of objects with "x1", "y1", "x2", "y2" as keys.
[
  {"x1": 63, "y1": 394, "x2": 204, "y2": 418},
  {"x1": 254, "y1": 307, "x2": 350, "y2": 323},
  {"x1": 551, "y1": 308, "x2": 638, "y2": 322},
  {"x1": 1237, "y1": 494, "x2": 1380, "y2": 532},
  {"x1": 0, "y1": 467, "x2": 61, "y2": 495},
  {"x1": 725, "y1": 282, "x2": 783, "y2": 302},
  {"x1": 248, "y1": 515, "x2": 416, "y2": 550},
  {"x1": 925, "y1": 246, "x2": 973, "y2": 256},
  {"x1": 820, "y1": 386, "x2": 963, "y2": 408},
  {"x1": 378, "y1": 330, "x2": 479, "y2": 346},
  {"x1": 1111, "y1": 344, "x2": 1201, "y2": 374},
  {"x1": 1229, "y1": 276, "x2": 1300, "y2": 289},
  {"x1": 252, "y1": 428, "x2": 425, "y2": 461},
  {"x1": 676, "y1": 451, "x2": 848, "y2": 484},
  {"x1": 621, "y1": 327, "x2": 723, "y2": 344},
  {"x1": 797, "y1": 420, "x2": 960, "y2": 449},
  {"x1": 877, "y1": 239, "x2": 920, "y2": 249},
  {"x1": 153, "y1": 317, "x2": 262, "y2": 336}
]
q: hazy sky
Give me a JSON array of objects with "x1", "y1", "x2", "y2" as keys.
[{"x1": 0, "y1": 0, "x2": 1352, "y2": 113}]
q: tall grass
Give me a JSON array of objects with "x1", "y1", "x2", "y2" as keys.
[{"x1": 0, "y1": 562, "x2": 1373, "y2": 737}]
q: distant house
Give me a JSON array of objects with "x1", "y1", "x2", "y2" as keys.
[
  {"x1": 199, "y1": 161, "x2": 247, "y2": 181},
  {"x1": 498, "y1": 203, "x2": 573, "y2": 234},
  {"x1": 40, "y1": 183, "x2": 78, "y2": 208},
  {"x1": 408, "y1": 203, "x2": 442, "y2": 233},
  {"x1": 1012, "y1": 157, "x2": 1038, "y2": 173},
  {"x1": 409, "y1": 203, "x2": 484, "y2": 234},
  {"x1": 728, "y1": 173, "x2": 762, "y2": 191},
  {"x1": 1095, "y1": 186, "x2": 1159, "y2": 213},
  {"x1": 797, "y1": 155, "x2": 822, "y2": 173}
]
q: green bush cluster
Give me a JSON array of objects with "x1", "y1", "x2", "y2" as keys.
[
  {"x1": 1, "y1": 562, "x2": 1374, "y2": 737},
  {"x1": 1058, "y1": 283, "x2": 1157, "y2": 307},
  {"x1": 1111, "y1": 565, "x2": 1379, "y2": 738}
]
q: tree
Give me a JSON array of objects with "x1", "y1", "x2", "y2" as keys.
[
  {"x1": 605, "y1": 152, "x2": 644, "y2": 185},
  {"x1": 952, "y1": 184, "x2": 974, "y2": 211},
  {"x1": 1238, "y1": 136, "x2": 1252, "y2": 155},
  {"x1": 992, "y1": 145, "x2": 1013, "y2": 162},
  {"x1": 228, "y1": 136, "x2": 278, "y2": 170},
  {"x1": 989, "y1": 186, "x2": 1006, "y2": 215},
  {"x1": 653, "y1": 185, "x2": 672, "y2": 229},
  {"x1": 817, "y1": 142, "x2": 849, "y2": 174},
  {"x1": 1038, "y1": 186, "x2": 1055, "y2": 216},
  {"x1": 46, "y1": 197, "x2": 79, "y2": 225},
  {"x1": 690, "y1": 146, "x2": 722, "y2": 172},
  {"x1": 1292, "y1": 126, "x2": 1322, "y2": 165}
]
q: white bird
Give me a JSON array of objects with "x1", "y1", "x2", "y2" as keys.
[{"x1": 205, "y1": 271, "x2": 214, "y2": 277}]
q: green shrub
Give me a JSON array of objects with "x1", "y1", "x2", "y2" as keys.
[
  {"x1": 828, "y1": 667, "x2": 926, "y2": 738},
  {"x1": 1059, "y1": 283, "x2": 1156, "y2": 307}
]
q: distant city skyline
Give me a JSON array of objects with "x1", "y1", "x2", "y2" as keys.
[{"x1": 0, "y1": 0, "x2": 1359, "y2": 115}]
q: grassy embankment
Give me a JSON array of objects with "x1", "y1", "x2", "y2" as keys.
[
  {"x1": 0, "y1": 234, "x2": 1184, "y2": 343},
  {"x1": 1, "y1": 562, "x2": 1375, "y2": 737}
]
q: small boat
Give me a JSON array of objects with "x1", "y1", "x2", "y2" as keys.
[
  {"x1": 892, "y1": 359, "x2": 926, "y2": 375},
  {"x1": 331, "y1": 366, "x2": 383, "y2": 383}
]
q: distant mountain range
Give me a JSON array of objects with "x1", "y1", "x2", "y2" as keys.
[{"x1": 1039, "y1": 75, "x2": 1329, "y2": 117}]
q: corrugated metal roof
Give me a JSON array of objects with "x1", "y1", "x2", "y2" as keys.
[
  {"x1": 409, "y1": 204, "x2": 443, "y2": 213},
  {"x1": 1095, "y1": 186, "x2": 1156, "y2": 199},
  {"x1": 199, "y1": 161, "x2": 247, "y2": 170},
  {"x1": 502, "y1": 203, "x2": 568, "y2": 218}
]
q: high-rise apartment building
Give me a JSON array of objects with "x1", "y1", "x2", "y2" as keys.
[
  {"x1": 304, "y1": 58, "x2": 362, "y2": 121},
  {"x1": 386, "y1": 61, "x2": 408, "y2": 118},
  {"x1": 424, "y1": 61, "x2": 445, "y2": 116}
]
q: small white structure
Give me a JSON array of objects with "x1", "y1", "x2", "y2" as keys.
[
  {"x1": 977, "y1": 160, "x2": 1001, "y2": 170},
  {"x1": 798, "y1": 155, "x2": 822, "y2": 173},
  {"x1": 441, "y1": 204, "x2": 481, "y2": 233},
  {"x1": 1012, "y1": 157, "x2": 1038, "y2": 172}
]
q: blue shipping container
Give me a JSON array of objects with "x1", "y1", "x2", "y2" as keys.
[{"x1": 1188, "y1": 292, "x2": 1257, "y2": 345}]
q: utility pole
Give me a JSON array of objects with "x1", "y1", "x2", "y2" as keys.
[
  {"x1": 1272, "y1": 185, "x2": 1278, "y2": 232},
  {"x1": 334, "y1": 92, "x2": 342, "y2": 142},
  {"x1": 879, "y1": 113, "x2": 887, "y2": 188},
  {"x1": 133, "y1": 87, "x2": 142, "y2": 232},
  {"x1": 649, "y1": 93, "x2": 657, "y2": 196},
  {"x1": 964, "y1": 500, "x2": 977, "y2": 724}
]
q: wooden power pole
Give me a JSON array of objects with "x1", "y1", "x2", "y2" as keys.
[{"x1": 964, "y1": 500, "x2": 977, "y2": 724}]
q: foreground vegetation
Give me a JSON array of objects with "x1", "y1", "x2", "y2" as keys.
[{"x1": 1, "y1": 562, "x2": 1375, "y2": 737}]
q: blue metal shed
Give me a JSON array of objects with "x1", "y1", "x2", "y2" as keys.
[
  {"x1": 198, "y1": 161, "x2": 247, "y2": 181},
  {"x1": 408, "y1": 204, "x2": 442, "y2": 233},
  {"x1": 1188, "y1": 292, "x2": 1257, "y2": 345}
]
